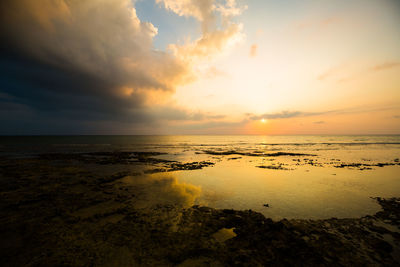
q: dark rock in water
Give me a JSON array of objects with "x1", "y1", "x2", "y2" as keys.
[
  {"x1": 334, "y1": 162, "x2": 397, "y2": 170},
  {"x1": 264, "y1": 152, "x2": 317, "y2": 157},
  {"x1": 256, "y1": 165, "x2": 291, "y2": 170},
  {"x1": 223, "y1": 209, "x2": 236, "y2": 214},
  {"x1": 263, "y1": 204, "x2": 269, "y2": 207},
  {"x1": 227, "y1": 157, "x2": 242, "y2": 160},
  {"x1": 202, "y1": 150, "x2": 317, "y2": 157},
  {"x1": 168, "y1": 161, "x2": 215, "y2": 171},
  {"x1": 1, "y1": 155, "x2": 400, "y2": 266},
  {"x1": 374, "y1": 162, "x2": 396, "y2": 167},
  {"x1": 144, "y1": 168, "x2": 167, "y2": 174}
]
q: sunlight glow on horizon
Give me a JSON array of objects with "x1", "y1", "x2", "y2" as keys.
[
  {"x1": 170, "y1": 0, "x2": 400, "y2": 134},
  {"x1": 1, "y1": 0, "x2": 399, "y2": 135}
]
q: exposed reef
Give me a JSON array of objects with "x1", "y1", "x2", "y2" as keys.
[
  {"x1": 38, "y1": 151, "x2": 216, "y2": 173},
  {"x1": 201, "y1": 150, "x2": 317, "y2": 157},
  {"x1": 334, "y1": 162, "x2": 400, "y2": 170},
  {"x1": 39, "y1": 151, "x2": 173, "y2": 165},
  {"x1": 169, "y1": 161, "x2": 215, "y2": 171},
  {"x1": 1, "y1": 156, "x2": 399, "y2": 266},
  {"x1": 256, "y1": 164, "x2": 292, "y2": 170}
]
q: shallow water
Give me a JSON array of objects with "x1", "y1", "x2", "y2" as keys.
[{"x1": 1, "y1": 135, "x2": 399, "y2": 219}]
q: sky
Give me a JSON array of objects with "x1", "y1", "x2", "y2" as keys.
[{"x1": 0, "y1": 0, "x2": 399, "y2": 135}]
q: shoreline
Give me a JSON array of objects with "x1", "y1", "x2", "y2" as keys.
[{"x1": 1, "y1": 153, "x2": 399, "y2": 265}]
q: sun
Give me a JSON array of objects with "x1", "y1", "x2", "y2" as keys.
[{"x1": 260, "y1": 118, "x2": 267, "y2": 123}]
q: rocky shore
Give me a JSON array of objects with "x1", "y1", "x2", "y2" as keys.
[{"x1": 1, "y1": 153, "x2": 399, "y2": 266}]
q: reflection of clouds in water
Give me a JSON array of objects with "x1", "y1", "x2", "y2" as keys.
[{"x1": 120, "y1": 173, "x2": 201, "y2": 208}]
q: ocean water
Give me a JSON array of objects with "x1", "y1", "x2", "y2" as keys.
[{"x1": 1, "y1": 135, "x2": 400, "y2": 219}]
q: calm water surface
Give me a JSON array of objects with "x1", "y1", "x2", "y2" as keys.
[{"x1": 1, "y1": 135, "x2": 399, "y2": 220}]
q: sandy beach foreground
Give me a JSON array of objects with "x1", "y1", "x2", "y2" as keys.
[{"x1": 1, "y1": 151, "x2": 399, "y2": 266}]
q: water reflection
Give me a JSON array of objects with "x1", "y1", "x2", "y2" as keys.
[
  {"x1": 119, "y1": 173, "x2": 201, "y2": 208},
  {"x1": 174, "y1": 159, "x2": 400, "y2": 220}
]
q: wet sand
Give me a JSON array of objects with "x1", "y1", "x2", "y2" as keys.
[{"x1": 1, "y1": 151, "x2": 400, "y2": 266}]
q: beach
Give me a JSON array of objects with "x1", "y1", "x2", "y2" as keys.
[{"x1": 1, "y1": 135, "x2": 400, "y2": 265}]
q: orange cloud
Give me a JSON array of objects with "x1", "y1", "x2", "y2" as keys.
[
  {"x1": 369, "y1": 62, "x2": 400, "y2": 72},
  {"x1": 168, "y1": 23, "x2": 244, "y2": 63},
  {"x1": 249, "y1": 44, "x2": 257, "y2": 57}
]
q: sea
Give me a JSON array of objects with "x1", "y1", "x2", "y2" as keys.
[{"x1": 1, "y1": 135, "x2": 400, "y2": 220}]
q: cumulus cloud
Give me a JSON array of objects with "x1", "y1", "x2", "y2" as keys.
[
  {"x1": 1, "y1": 0, "x2": 190, "y2": 91},
  {"x1": 0, "y1": 0, "x2": 245, "y2": 134},
  {"x1": 156, "y1": 0, "x2": 216, "y2": 33},
  {"x1": 157, "y1": 0, "x2": 246, "y2": 63}
]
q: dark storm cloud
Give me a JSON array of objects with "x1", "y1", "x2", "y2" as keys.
[
  {"x1": 149, "y1": 106, "x2": 226, "y2": 121},
  {"x1": 0, "y1": 0, "x2": 192, "y2": 134},
  {"x1": 0, "y1": 53, "x2": 145, "y2": 117},
  {"x1": 0, "y1": 52, "x2": 154, "y2": 134}
]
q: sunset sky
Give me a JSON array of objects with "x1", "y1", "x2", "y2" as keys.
[{"x1": 1, "y1": 0, "x2": 399, "y2": 134}]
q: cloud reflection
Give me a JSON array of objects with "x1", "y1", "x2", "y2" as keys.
[{"x1": 119, "y1": 173, "x2": 201, "y2": 208}]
